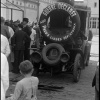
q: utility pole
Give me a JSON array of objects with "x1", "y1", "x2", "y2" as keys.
[
  {"x1": 37, "y1": 0, "x2": 40, "y2": 23},
  {"x1": 24, "y1": 0, "x2": 26, "y2": 17}
]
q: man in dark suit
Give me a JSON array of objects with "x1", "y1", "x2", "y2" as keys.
[
  {"x1": 22, "y1": 18, "x2": 32, "y2": 60},
  {"x1": 11, "y1": 24, "x2": 31, "y2": 74},
  {"x1": 88, "y1": 30, "x2": 93, "y2": 41}
]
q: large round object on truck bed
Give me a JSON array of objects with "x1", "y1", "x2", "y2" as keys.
[
  {"x1": 42, "y1": 43, "x2": 65, "y2": 65},
  {"x1": 39, "y1": 2, "x2": 80, "y2": 43}
]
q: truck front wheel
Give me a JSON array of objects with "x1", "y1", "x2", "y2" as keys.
[{"x1": 73, "y1": 53, "x2": 83, "y2": 82}]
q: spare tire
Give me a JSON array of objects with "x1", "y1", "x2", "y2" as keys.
[
  {"x1": 39, "y1": 2, "x2": 80, "y2": 43},
  {"x1": 42, "y1": 43, "x2": 65, "y2": 65}
]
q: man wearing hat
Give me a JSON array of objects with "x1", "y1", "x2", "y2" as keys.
[
  {"x1": 11, "y1": 24, "x2": 31, "y2": 74},
  {"x1": 22, "y1": 18, "x2": 32, "y2": 60}
]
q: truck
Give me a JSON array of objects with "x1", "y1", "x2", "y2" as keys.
[{"x1": 30, "y1": 0, "x2": 91, "y2": 82}]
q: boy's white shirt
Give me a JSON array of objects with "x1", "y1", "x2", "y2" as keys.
[
  {"x1": 1, "y1": 53, "x2": 9, "y2": 100},
  {"x1": 1, "y1": 34, "x2": 10, "y2": 57},
  {"x1": 7, "y1": 76, "x2": 39, "y2": 100}
]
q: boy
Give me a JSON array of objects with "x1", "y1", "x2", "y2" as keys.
[{"x1": 7, "y1": 60, "x2": 39, "y2": 100}]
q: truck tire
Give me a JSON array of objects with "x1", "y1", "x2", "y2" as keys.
[
  {"x1": 84, "y1": 45, "x2": 90, "y2": 66},
  {"x1": 42, "y1": 43, "x2": 65, "y2": 65},
  {"x1": 39, "y1": 2, "x2": 80, "y2": 43},
  {"x1": 73, "y1": 53, "x2": 82, "y2": 82}
]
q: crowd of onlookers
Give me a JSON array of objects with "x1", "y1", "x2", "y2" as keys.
[
  {"x1": 1, "y1": 17, "x2": 40, "y2": 73},
  {"x1": 1, "y1": 16, "x2": 39, "y2": 100}
]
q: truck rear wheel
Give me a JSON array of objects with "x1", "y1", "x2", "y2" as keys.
[{"x1": 73, "y1": 53, "x2": 82, "y2": 82}]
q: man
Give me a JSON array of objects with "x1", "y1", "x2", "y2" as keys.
[
  {"x1": 22, "y1": 18, "x2": 32, "y2": 60},
  {"x1": 11, "y1": 24, "x2": 31, "y2": 74},
  {"x1": 5, "y1": 21, "x2": 15, "y2": 71},
  {"x1": 88, "y1": 30, "x2": 93, "y2": 56},
  {"x1": 1, "y1": 53, "x2": 9, "y2": 100},
  {"x1": 13, "y1": 21, "x2": 19, "y2": 32},
  {"x1": 33, "y1": 23, "x2": 41, "y2": 49},
  {"x1": 1, "y1": 34, "x2": 10, "y2": 57},
  {"x1": 88, "y1": 30, "x2": 93, "y2": 41},
  {"x1": 92, "y1": 62, "x2": 99, "y2": 100},
  {"x1": 30, "y1": 24, "x2": 36, "y2": 54},
  {"x1": 1, "y1": 17, "x2": 10, "y2": 40},
  {"x1": 5, "y1": 21, "x2": 14, "y2": 39}
]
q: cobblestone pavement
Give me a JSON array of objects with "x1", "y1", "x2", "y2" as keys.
[{"x1": 6, "y1": 35, "x2": 99, "y2": 100}]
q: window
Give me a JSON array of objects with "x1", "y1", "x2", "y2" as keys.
[
  {"x1": 92, "y1": 21, "x2": 96, "y2": 28},
  {"x1": 31, "y1": 5, "x2": 33, "y2": 8},
  {"x1": 92, "y1": 17, "x2": 97, "y2": 28},
  {"x1": 32, "y1": 5, "x2": 35, "y2": 8},
  {"x1": 16, "y1": 1, "x2": 18, "y2": 5},
  {"x1": 28, "y1": 4, "x2": 30, "y2": 7},
  {"x1": 90, "y1": 17, "x2": 99, "y2": 28},
  {"x1": 20, "y1": 2, "x2": 22, "y2": 5},
  {"x1": 12, "y1": 0, "x2": 14, "y2": 3},
  {"x1": 94, "y1": 2, "x2": 97, "y2": 7}
]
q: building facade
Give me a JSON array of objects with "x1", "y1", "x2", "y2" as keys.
[
  {"x1": 1, "y1": 0, "x2": 56, "y2": 23},
  {"x1": 1, "y1": 0, "x2": 99, "y2": 34},
  {"x1": 87, "y1": 0, "x2": 99, "y2": 35},
  {"x1": 1, "y1": 0, "x2": 39, "y2": 22}
]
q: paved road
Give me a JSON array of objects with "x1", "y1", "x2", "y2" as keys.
[
  {"x1": 6, "y1": 35, "x2": 99, "y2": 100},
  {"x1": 90, "y1": 35, "x2": 99, "y2": 61}
]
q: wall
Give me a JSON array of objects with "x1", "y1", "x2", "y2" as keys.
[
  {"x1": 1, "y1": 0, "x2": 39, "y2": 23},
  {"x1": 1, "y1": 0, "x2": 7, "y2": 19}
]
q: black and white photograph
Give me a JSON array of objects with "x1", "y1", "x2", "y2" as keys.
[{"x1": 1, "y1": 0, "x2": 99, "y2": 100}]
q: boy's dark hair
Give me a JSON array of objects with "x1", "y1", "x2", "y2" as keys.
[{"x1": 19, "y1": 60, "x2": 33, "y2": 74}]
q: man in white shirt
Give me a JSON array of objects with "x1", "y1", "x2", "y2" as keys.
[
  {"x1": 5, "y1": 21, "x2": 14, "y2": 43},
  {"x1": 1, "y1": 34, "x2": 10, "y2": 57},
  {"x1": 1, "y1": 53, "x2": 9, "y2": 100},
  {"x1": 30, "y1": 26, "x2": 36, "y2": 54}
]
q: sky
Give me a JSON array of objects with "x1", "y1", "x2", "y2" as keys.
[{"x1": 74, "y1": 0, "x2": 84, "y2": 1}]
